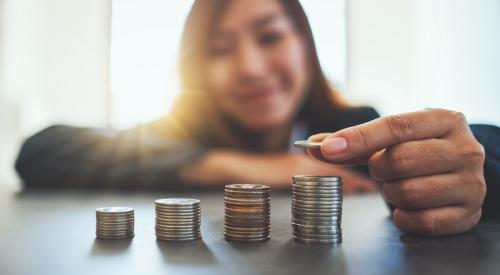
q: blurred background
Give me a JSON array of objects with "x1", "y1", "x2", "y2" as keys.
[{"x1": 0, "y1": 0, "x2": 499, "y2": 187}]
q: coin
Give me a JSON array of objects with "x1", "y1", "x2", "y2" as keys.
[
  {"x1": 95, "y1": 207, "x2": 135, "y2": 240},
  {"x1": 155, "y1": 198, "x2": 202, "y2": 241},
  {"x1": 291, "y1": 176, "x2": 343, "y2": 244},
  {"x1": 293, "y1": 140, "x2": 322, "y2": 149},
  {"x1": 224, "y1": 184, "x2": 271, "y2": 242},
  {"x1": 293, "y1": 175, "x2": 342, "y2": 182}
]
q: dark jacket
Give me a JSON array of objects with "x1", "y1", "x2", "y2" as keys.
[{"x1": 14, "y1": 107, "x2": 500, "y2": 218}]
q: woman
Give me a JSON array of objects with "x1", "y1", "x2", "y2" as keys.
[{"x1": 15, "y1": 0, "x2": 500, "y2": 236}]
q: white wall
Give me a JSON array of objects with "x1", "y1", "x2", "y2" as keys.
[
  {"x1": 0, "y1": 0, "x2": 111, "y2": 185},
  {"x1": 110, "y1": 0, "x2": 348, "y2": 129},
  {"x1": 346, "y1": 0, "x2": 500, "y2": 125}
]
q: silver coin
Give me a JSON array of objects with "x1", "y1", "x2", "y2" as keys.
[
  {"x1": 224, "y1": 227, "x2": 270, "y2": 233},
  {"x1": 155, "y1": 229, "x2": 200, "y2": 236},
  {"x1": 155, "y1": 217, "x2": 200, "y2": 223},
  {"x1": 96, "y1": 234, "x2": 135, "y2": 240},
  {"x1": 293, "y1": 226, "x2": 342, "y2": 234},
  {"x1": 293, "y1": 175, "x2": 342, "y2": 182},
  {"x1": 155, "y1": 206, "x2": 200, "y2": 211},
  {"x1": 224, "y1": 232, "x2": 270, "y2": 238},
  {"x1": 96, "y1": 224, "x2": 134, "y2": 229},
  {"x1": 292, "y1": 191, "x2": 343, "y2": 198},
  {"x1": 155, "y1": 209, "x2": 201, "y2": 216},
  {"x1": 292, "y1": 223, "x2": 342, "y2": 229},
  {"x1": 96, "y1": 218, "x2": 135, "y2": 223},
  {"x1": 155, "y1": 210, "x2": 201, "y2": 216},
  {"x1": 96, "y1": 232, "x2": 135, "y2": 237},
  {"x1": 292, "y1": 184, "x2": 343, "y2": 190},
  {"x1": 155, "y1": 198, "x2": 200, "y2": 206},
  {"x1": 293, "y1": 140, "x2": 322, "y2": 149},
  {"x1": 96, "y1": 230, "x2": 135, "y2": 236},
  {"x1": 293, "y1": 231, "x2": 342, "y2": 238},
  {"x1": 224, "y1": 235, "x2": 270, "y2": 242},
  {"x1": 292, "y1": 204, "x2": 343, "y2": 210},
  {"x1": 292, "y1": 198, "x2": 343, "y2": 204},
  {"x1": 292, "y1": 216, "x2": 341, "y2": 223},
  {"x1": 96, "y1": 207, "x2": 134, "y2": 213},
  {"x1": 224, "y1": 190, "x2": 270, "y2": 196},
  {"x1": 292, "y1": 208, "x2": 342, "y2": 216},
  {"x1": 292, "y1": 236, "x2": 342, "y2": 244},
  {"x1": 156, "y1": 235, "x2": 201, "y2": 241},
  {"x1": 154, "y1": 225, "x2": 200, "y2": 231},
  {"x1": 155, "y1": 232, "x2": 201, "y2": 238},
  {"x1": 225, "y1": 184, "x2": 270, "y2": 191},
  {"x1": 154, "y1": 206, "x2": 200, "y2": 212},
  {"x1": 292, "y1": 223, "x2": 342, "y2": 230}
]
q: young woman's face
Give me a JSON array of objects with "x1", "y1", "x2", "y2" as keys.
[{"x1": 205, "y1": 0, "x2": 310, "y2": 131}]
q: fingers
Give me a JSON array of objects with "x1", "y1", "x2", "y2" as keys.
[
  {"x1": 306, "y1": 133, "x2": 331, "y2": 161},
  {"x1": 393, "y1": 206, "x2": 482, "y2": 236},
  {"x1": 368, "y1": 139, "x2": 459, "y2": 181},
  {"x1": 382, "y1": 173, "x2": 481, "y2": 210},
  {"x1": 317, "y1": 109, "x2": 465, "y2": 164}
]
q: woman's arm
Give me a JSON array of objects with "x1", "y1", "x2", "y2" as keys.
[
  {"x1": 470, "y1": 124, "x2": 500, "y2": 220},
  {"x1": 15, "y1": 124, "x2": 207, "y2": 190},
  {"x1": 179, "y1": 150, "x2": 378, "y2": 193}
]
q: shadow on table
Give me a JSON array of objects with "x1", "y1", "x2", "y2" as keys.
[
  {"x1": 276, "y1": 239, "x2": 348, "y2": 274},
  {"x1": 90, "y1": 238, "x2": 133, "y2": 256},
  {"x1": 399, "y1": 225, "x2": 498, "y2": 275},
  {"x1": 156, "y1": 239, "x2": 217, "y2": 266},
  {"x1": 222, "y1": 237, "x2": 347, "y2": 275}
]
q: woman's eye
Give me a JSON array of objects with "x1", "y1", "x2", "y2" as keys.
[{"x1": 259, "y1": 32, "x2": 282, "y2": 46}]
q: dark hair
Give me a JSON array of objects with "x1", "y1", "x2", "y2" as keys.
[{"x1": 172, "y1": 0, "x2": 346, "y2": 147}]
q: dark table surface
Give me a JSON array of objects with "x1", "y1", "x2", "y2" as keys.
[{"x1": 0, "y1": 186, "x2": 499, "y2": 275}]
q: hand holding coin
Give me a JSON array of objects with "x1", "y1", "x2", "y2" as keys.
[{"x1": 304, "y1": 108, "x2": 486, "y2": 236}]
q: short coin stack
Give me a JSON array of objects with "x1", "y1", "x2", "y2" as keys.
[
  {"x1": 224, "y1": 184, "x2": 271, "y2": 242},
  {"x1": 95, "y1": 207, "x2": 135, "y2": 239},
  {"x1": 155, "y1": 198, "x2": 201, "y2": 241},
  {"x1": 292, "y1": 176, "x2": 343, "y2": 244}
]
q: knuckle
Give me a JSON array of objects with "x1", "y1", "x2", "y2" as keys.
[
  {"x1": 397, "y1": 182, "x2": 421, "y2": 208},
  {"x1": 450, "y1": 111, "x2": 468, "y2": 126},
  {"x1": 385, "y1": 114, "x2": 414, "y2": 142},
  {"x1": 386, "y1": 148, "x2": 412, "y2": 174},
  {"x1": 416, "y1": 211, "x2": 439, "y2": 235},
  {"x1": 472, "y1": 173, "x2": 487, "y2": 203},
  {"x1": 471, "y1": 209, "x2": 482, "y2": 226},
  {"x1": 461, "y1": 140, "x2": 486, "y2": 165}
]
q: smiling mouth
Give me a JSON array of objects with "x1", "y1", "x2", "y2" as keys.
[{"x1": 238, "y1": 87, "x2": 282, "y2": 105}]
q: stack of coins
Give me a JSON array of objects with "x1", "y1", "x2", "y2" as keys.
[
  {"x1": 155, "y1": 198, "x2": 201, "y2": 241},
  {"x1": 292, "y1": 176, "x2": 343, "y2": 244},
  {"x1": 95, "y1": 207, "x2": 135, "y2": 239},
  {"x1": 224, "y1": 184, "x2": 271, "y2": 242}
]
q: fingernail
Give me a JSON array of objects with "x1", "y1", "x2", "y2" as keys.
[{"x1": 323, "y1": 137, "x2": 348, "y2": 156}]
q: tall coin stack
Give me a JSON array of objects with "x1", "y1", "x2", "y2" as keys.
[
  {"x1": 155, "y1": 198, "x2": 202, "y2": 241},
  {"x1": 95, "y1": 207, "x2": 135, "y2": 239},
  {"x1": 224, "y1": 184, "x2": 271, "y2": 242},
  {"x1": 292, "y1": 176, "x2": 343, "y2": 244}
]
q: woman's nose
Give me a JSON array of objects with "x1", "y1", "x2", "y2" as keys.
[{"x1": 235, "y1": 43, "x2": 267, "y2": 82}]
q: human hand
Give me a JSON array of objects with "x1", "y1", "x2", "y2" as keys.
[{"x1": 307, "y1": 109, "x2": 486, "y2": 236}]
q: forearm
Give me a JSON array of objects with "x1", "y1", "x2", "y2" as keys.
[
  {"x1": 179, "y1": 150, "x2": 377, "y2": 191},
  {"x1": 15, "y1": 125, "x2": 206, "y2": 190}
]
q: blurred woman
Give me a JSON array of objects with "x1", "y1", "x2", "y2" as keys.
[{"x1": 15, "y1": 0, "x2": 379, "y2": 193}]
